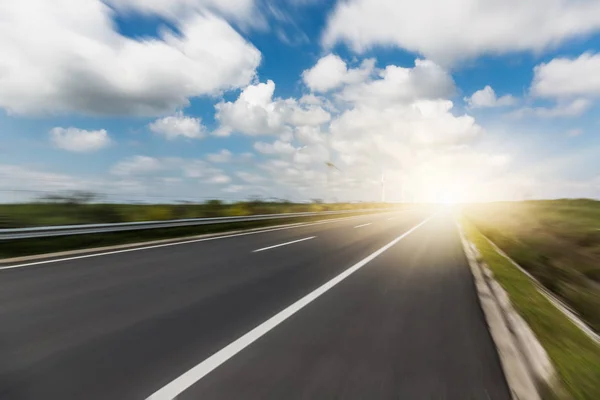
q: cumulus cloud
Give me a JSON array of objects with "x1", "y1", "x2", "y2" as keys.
[
  {"x1": 244, "y1": 56, "x2": 504, "y2": 202},
  {"x1": 531, "y1": 53, "x2": 600, "y2": 99},
  {"x1": 295, "y1": 126, "x2": 326, "y2": 145},
  {"x1": 254, "y1": 140, "x2": 296, "y2": 155},
  {"x1": 207, "y1": 149, "x2": 233, "y2": 163},
  {"x1": 215, "y1": 80, "x2": 331, "y2": 136},
  {"x1": 302, "y1": 54, "x2": 375, "y2": 92},
  {"x1": 50, "y1": 127, "x2": 111, "y2": 152},
  {"x1": 510, "y1": 98, "x2": 591, "y2": 118},
  {"x1": 245, "y1": 77, "x2": 489, "y2": 201},
  {"x1": 330, "y1": 100, "x2": 482, "y2": 154},
  {"x1": 111, "y1": 156, "x2": 165, "y2": 176},
  {"x1": 465, "y1": 86, "x2": 516, "y2": 108},
  {"x1": 105, "y1": 0, "x2": 255, "y2": 22},
  {"x1": 0, "y1": 0, "x2": 260, "y2": 116},
  {"x1": 205, "y1": 173, "x2": 232, "y2": 184},
  {"x1": 149, "y1": 112, "x2": 205, "y2": 140},
  {"x1": 338, "y1": 59, "x2": 455, "y2": 106},
  {"x1": 323, "y1": 0, "x2": 600, "y2": 65}
]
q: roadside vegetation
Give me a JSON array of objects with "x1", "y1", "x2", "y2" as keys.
[
  {"x1": 0, "y1": 192, "x2": 403, "y2": 259},
  {"x1": 462, "y1": 218, "x2": 600, "y2": 400},
  {"x1": 462, "y1": 199, "x2": 600, "y2": 333},
  {"x1": 0, "y1": 212, "x2": 386, "y2": 259},
  {"x1": 0, "y1": 191, "x2": 394, "y2": 228}
]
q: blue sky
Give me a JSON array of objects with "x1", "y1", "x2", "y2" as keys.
[{"x1": 1, "y1": 0, "x2": 600, "y2": 203}]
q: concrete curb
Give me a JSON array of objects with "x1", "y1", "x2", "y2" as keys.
[{"x1": 457, "y1": 222, "x2": 566, "y2": 400}]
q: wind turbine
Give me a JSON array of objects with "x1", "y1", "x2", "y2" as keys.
[{"x1": 380, "y1": 169, "x2": 385, "y2": 203}]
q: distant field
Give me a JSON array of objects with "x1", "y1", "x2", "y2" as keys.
[
  {"x1": 0, "y1": 200, "x2": 394, "y2": 228},
  {"x1": 462, "y1": 199, "x2": 600, "y2": 332}
]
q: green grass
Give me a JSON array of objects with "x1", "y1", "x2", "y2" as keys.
[
  {"x1": 462, "y1": 200, "x2": 600, "y2": 332},
  {"x1": 462, "y1": 218, "x2": 600, "y2": 400},
  {"x1": 0, "y1": 211, "x2": 386, "y2": 260}
]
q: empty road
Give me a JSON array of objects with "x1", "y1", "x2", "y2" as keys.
[{"x1": 0, "y1": 209, "x2": 510, "y2": 399}]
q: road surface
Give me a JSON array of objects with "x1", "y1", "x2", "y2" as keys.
[{"x1": 0, "y1": 209, "x2": 510, "y2": 399}]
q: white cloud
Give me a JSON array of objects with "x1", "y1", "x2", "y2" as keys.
[
  {"x1": 215, "y1": 81, "x2": 287, "y2": 136},
  {"x1": 207, "y1": 149, "x2": 232, "y2": 163},
  {"x1": 299, "y1": 94, "x2": 323, "y2": 106},
  {"x1": 236, "y1": 171, "x2": 266, "y2": 183},
  {"x1": 338, "y1": 59, "x2": 455, "y2": 106},
  {"x1": 254, "y1": 140, "x2": 296, "y2": 155},
  {"x1": 0, "y1": 0, "x2": 260, "y2": 116},
  {"x1": 50, "y1": 127, "x2": 111, "y2": 152},
  {"x1": 223, "y1": 184, "x2": 245, "y2": 193},
  {"x1": 111, "y1": 156, "x2": 164, "y2": 176},
  {"x1": 531, "y1": 53, "x2": 600, "y2": 99},
  {"x1": 105, "y1": 0, "x2": 255, "y2": 22},
  {"x1": 295, "y1": 126, "x2": 325, "y2": 145},
  {"x1": 302, "y1": 54, "x2": 374, "y2": 92},
  {"x1": 567, "y1": 128, "x2": 583, "y2": 137},
  {"x1": 330, "y1": 100, "x2": 482, "y2": 152},
  {"x1": 511, "y1": 98, "x2": 591, "y2": 118},
  {"x1": 181, "y1": 160, "x2": 225, "y2": 180},
  {"x1": 215, "y1": 80, "x2": 331, "y2": 136},
  {"x1": 323, "y1": 0, "x2": 600, "y2": 65},
  {"x1": 149, "y1": 112, "x2": 205, "y2": 140},
  {"x1": 206, "y1": 173, "x2": 231, "y2": 184},
  {"x1": 465, "y1": 86, "x2": 516, "y2": 108}
]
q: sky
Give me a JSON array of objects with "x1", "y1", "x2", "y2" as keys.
[{"x1": 1, "y1": 0, "x2": 600, "y2": 204}]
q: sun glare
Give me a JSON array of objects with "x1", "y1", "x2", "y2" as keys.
[{"x1": 440, "y1": 190, "x2": 458, "y2": 204}]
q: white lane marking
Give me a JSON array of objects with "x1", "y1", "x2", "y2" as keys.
[
  {"x1": 253, "y1": 236, "x2": 316, "y2": 253},
  {"x1": 0, "y1": 215, "x2": 374, "y2": 271},
  {"x1": 145, "y1": 214, "x2": 435, "y2": 400},
  {"x1": 354, "y1": 223, "x2": 372, "y2": 229}
]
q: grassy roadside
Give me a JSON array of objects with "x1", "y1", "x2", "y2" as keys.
[
  {"x1": 461, "y1": 218, "x2": 600, "y2": 400},
  {"x1": 462, "y1": 200, "x2": 600, "y2": 332},
  {"x1": 0, "y1": 211, "x2": 384, "y2": 260}
]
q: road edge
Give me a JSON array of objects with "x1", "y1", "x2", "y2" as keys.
[{"x1": 457, "y1": 221, "x2": 560, "y2": 400}]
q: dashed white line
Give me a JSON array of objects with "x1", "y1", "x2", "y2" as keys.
[
  {"x1": 145, "y1": 214, "x2": 434, "y2": 400},
  {"x1": 354, "y1": 223, "x2": 372, "y2": 229},
  {"x1": 252, "y1": 236, "x2": 316, "y2": 253}
]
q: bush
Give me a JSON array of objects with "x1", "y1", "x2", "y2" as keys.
[{"x1": 143, "y1": 206, "x2": 173, "y2": 221}]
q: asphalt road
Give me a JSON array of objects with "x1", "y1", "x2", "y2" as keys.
[{"x1": 0, "y1": 209, "x2": 510, "y2": 400}]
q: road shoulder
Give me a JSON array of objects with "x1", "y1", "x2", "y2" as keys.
[{"x1": 459, "y1": 217, "x2": 600, "y2": 400}]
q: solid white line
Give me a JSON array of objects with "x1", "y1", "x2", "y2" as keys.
[
  {"x1": 145, "y1": 214, "x2": 434, "y2": 400},
  {"x1": 253, "y1": 236, "x2": 316, "y2": 253},
  {"x1": 0, "y1": 215, "x2": 373, "y2": 271},
  {"x1": 354, "y1": 223, "x2": 372, "y2": 228}
]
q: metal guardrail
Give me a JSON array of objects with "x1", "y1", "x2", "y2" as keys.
[{"x1": 0, "y1": 209, "x2": 389, "y2": 240}]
